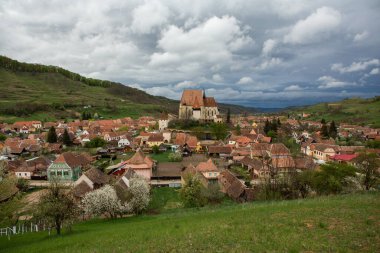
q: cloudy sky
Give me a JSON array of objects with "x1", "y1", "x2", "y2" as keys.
[{"x1": 1, "y1": 0, "x2": 379, "y2": 108}]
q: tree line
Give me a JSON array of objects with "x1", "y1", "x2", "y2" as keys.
[{"x1": 0, "y1": 55, "x2": 111, "y2": 88}]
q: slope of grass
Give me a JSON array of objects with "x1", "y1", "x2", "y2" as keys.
[
  {"x1": 0, "y1": 192, "x2": 379, "y2": 252},
  {"x1": 291, "y1": 97, "x2": 380, "y2": 127},
  {"x1": 0, "y1": 56, "x2": 257, "y2": 123},
  {"x1": 0, "y1": 68, "x2": 177, "y2": 122}
]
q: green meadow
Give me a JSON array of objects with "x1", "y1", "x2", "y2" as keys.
[{"x1": 0, "y1": 192, "x2": 378, "y2": 253}]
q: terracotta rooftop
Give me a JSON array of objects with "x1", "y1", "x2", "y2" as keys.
[{"x1": 196, "y1": 158, "x2": 218, "y2": 172}]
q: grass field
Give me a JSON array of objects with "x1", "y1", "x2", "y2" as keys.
[
  {"x1": 0, "y1": 192, "x2": 379, "y2": 253},
  {"x1": 291, "y1": 97, "x2": 380, "y2": 127}
]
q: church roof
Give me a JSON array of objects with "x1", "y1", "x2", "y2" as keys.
[{"x1": 180, "y1": 90, "x2": 204, "y2": 107}]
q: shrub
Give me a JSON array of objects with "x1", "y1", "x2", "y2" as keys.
[
  {"x1": 202, "y1": 183, "x2": 224, "y2": 204},
  {"x1": 16, "y1": 178, "x2": 29, "y2": 192},
  {"x1": 168, "y1": 152, "x2": 183, "y2": 162}
]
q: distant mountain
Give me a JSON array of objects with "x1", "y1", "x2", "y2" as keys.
[{"x1": 0, "y1": 56, "x2": 255, "y2": 123}]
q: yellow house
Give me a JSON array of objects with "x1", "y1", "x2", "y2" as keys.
[{"x1": 147, "y1": 133, "x2": 164, "y2": 147}]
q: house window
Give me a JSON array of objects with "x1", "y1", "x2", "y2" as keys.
[
  {"x1": 25, "y1": 173, "x2": 27, "y2": 176},
  {"x1": 50, "y1": 171, "x2": 56, "y2": 176},
  {"x1": 209, "y1": 172, "x2": 212, "y2": 177},
  {"x1": 63, "y1": 171, "x2": 69, "y2": 176},
  {"x1": 214, "y1": 172, "x2": 217, "y2": 176}
]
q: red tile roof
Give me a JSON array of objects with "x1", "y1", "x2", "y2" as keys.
[{"x1": 330, "y1": 154, "x2": 358, "y2": 162}]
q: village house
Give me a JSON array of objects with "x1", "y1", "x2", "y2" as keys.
[
  {"x1": 181, "y1": 159, "x2": 220, "y2": 187},
  {"x1": 118, "y1": 138, "x2": 131, "y2": 148},
  {"x1": 329, "y1": 154, "x2": 358, "y2": 165},
  {"x1": 175, "y1": 133, "x2": 198, "y2": 151},
  {"x1": 178, "y1": 89, "x2": 220, "y2": 122},
  {"x1": 207, "y1": 146, "x2": 233, "y2": 158},
  {"x1": 114, "y1": 168, "x2": 138, "y2": 200},
  {"x1": 47, "y1": 152, "x2": 92, "y2": 181},
  {"x1": 73, "y1": 168, "x2": 109, "y2": 198},
  {"x1": 12, "y1": 121, "x2": 42, "y2": 133},
  {"x1": 309, "y1": 144, "x2": 339, "y2": 161},
  {"x1": 14, "y1": 156, "x2": 51, "y2": 180},
  {"x1": 110, "y1": 150, "x2": 154, "y2": 181},
  {"x1": 147, "y1": 133, "x2": 164, "y2": 147},
  {"x1": 218, "y1": 169, "x2": 254, "y2": 202}
]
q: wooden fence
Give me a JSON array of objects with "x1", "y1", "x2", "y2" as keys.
[{"x1": 0, "y1": 222, "x2": 53, "y2": 239}]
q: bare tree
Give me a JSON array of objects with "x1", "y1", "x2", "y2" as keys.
[{"x1": 35, "y1": 179, "x2": 77, "y2": 235}]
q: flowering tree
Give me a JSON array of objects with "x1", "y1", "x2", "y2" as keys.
[
  {"x1": 128, "y1": 176, "x2": 150, "y2": 214},
  {"x1": 82, "y1": 185, "x2": 128, "y2": 218}
]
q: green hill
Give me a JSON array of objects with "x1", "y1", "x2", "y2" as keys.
[
  {"x1": 0, "y1": 193, "x2": 378, "y2": 252},
  {"x1": 0, "y1": 56, "x2": 255, "y2": 123},
  {"x1": 290, "y1": 97, "x2": 380, "y2": 127}
]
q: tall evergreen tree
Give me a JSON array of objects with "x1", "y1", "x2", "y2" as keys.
[
  {"x1": 271, "y1": 118, "x2": 278, "y2": 132},
  {"x1": 235, "y1": 124, "x2": 241, "y2": 135},
  {"x1": 277, "y1": 118, "x2": 281, "y2": 126},
  {"x1": 321, "y1": 118, "x2": 326, "y2": 124},
  {"x1": 321, "y1": 123, "x2": 329, "y2": 138},
  {"x1": 226, "y1": 108, "x2": 231, "y2": 124},
  {"x1": 47, "y1": 126, "x2": 57, "y2": 143},
  {"x1": 62, "y1": 129, "x2": 72, "y2": 146},
  {"x1": 264, "y1": 119, "x2": 270, "y2": 134},
  {"x1": 329, "y1": 120, "x2": 338, "y2": 139}
]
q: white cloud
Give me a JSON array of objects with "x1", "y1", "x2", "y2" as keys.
[
  {"x1": 284, "y1": 6, "x2": 341, "y2": 44},
  {"x1": 262, "y1": 39, "x2": 277, "y2": 56},
  {"x1": 237, "y1": 76, "x2": 253, "y2": 85},
  {"x1": 149, "y1": 15, "x2": 253, "y2": 70},
  {"x1": 174, "y1": 80, "x2": 199, "y2": 90},
  {"x1": 131, "y1": 0, "x2": 170, "y2": 34},
  {"x1": 212, "y1": 74, "x2": 224, "y2": 82},
  {"x1": 369, "y1": 68, "x2": 379, "y2": 75},
  {"x1": 284, "y1": 84, "x2": 303, "y2": 91},
  {"x1": 331, "y1": 59, "x2": 380, "y2": 73},
  {"x1": 353, "y1": 31, "x2": 369, "y2": 42},
  {"x1": 256, "y1": 57, "x2": 282, "y2": 70},
  {"x1": 317, "y1": 75, "x2": 352, "y2": 89}
]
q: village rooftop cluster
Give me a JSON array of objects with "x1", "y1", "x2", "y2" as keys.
[{"x1": 1, "y1": 90, "x2": 379, "y2": 205}]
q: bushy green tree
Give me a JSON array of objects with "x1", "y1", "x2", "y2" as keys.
[
  {"x1": 152, "y1": 145, "x2": 160, "y2": 154},
  {"x1": 311, "y1": 163, "x2": 357, "y2": 195},
  {"x1": 354, "y1": 152, "x2": 380, "y2": 190},
  {"x1": 0, "y1": 133, "x2": 6, "y2": 142},
  {"x1": 47, "y1": 126, "x2": 57, "y2": 143},
  {"x1": 211, "y1": 123, "x2": 228, "y2": 140},
  {"x1": 179, "y1": 174, "x2": 206, "y2": 207},
  {"x1": 85, "y1": 137, "x2": 106, "y2": 148}
]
